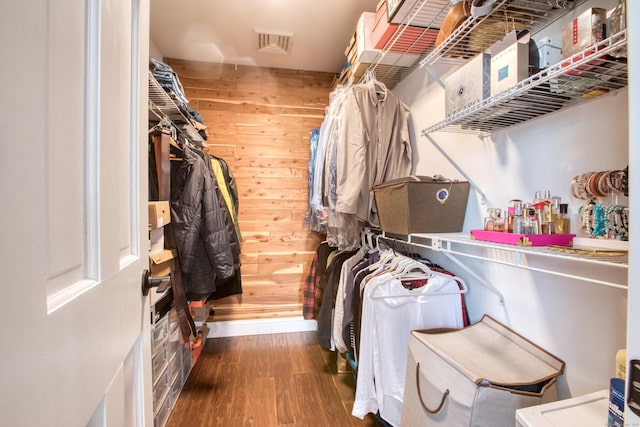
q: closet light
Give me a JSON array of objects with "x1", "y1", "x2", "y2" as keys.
[{"x1": 255, "y1": 29, "x2": 294, "y2": 54}]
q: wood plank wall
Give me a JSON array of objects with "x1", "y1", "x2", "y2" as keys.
[{"x1": 164, "y1": 58, "x2": 333, "y2": 322}]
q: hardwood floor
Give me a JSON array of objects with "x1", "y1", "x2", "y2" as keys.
[{"x1": 166, "y1": 331, "x2": 380, "y2": 427}]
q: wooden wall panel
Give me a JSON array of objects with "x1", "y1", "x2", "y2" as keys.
[{"x1": 165, "y1": 58, "x2": 332, "y2": 322}]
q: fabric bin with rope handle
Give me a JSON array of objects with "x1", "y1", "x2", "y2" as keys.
[
  {"x1": 373, "y1": 175, "x2": 470, "y2": 234},
  {"x1": 400, "y1": 315, "x2": 565, "y2": 426}
]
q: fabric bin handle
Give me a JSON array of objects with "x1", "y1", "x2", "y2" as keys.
[{"x1": 416, "y1": 362, "x2": 449, "y2": 414}]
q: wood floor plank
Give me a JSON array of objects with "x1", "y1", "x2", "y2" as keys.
[{"x1": 165, "y1": 331, "x2": 379, "y2": 427}]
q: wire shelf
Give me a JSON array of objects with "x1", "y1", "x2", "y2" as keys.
[
  {"x1": 420, "y1": 0, "x2": 567, "y2": 67},
  {"x1": 148, "y1": 72, "x2": 190, "y2": 126},
  {"x1": 421, "y1": 30, "x2": 628, "y2": 136},
  {"x1": 362, "y1": 0, "x2": 582, "y2": 89}
]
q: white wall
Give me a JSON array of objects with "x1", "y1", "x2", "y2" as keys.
[
  {"x1": 149, "y1": 36, "x2": 162, "y2": 59},
  {"x1": 391, "y1": 0, "x2": 629, "y2": 399}
]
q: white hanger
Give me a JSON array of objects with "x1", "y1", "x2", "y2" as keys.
[
  {"x1": 369, "y1": 257, "x2": 468, "y2": 299},
  {"x1": 391, "y1": 257, "x2": 436, "y2": 280}
]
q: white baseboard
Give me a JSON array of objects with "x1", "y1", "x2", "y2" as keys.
[{"x1": 206, "y1": 317, "x2": 318, "y2": 338}]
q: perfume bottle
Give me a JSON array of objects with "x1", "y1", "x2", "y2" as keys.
[
  {"x1": 484, "y1": 208, "x2": 504, "y2": 231},
  {"x1": 555, "y1": 203, "x2": 570, "y2": 234},
  {"x1": 508, "y1": 200, "x2": 523, "y2": 233},
  {"x1": 512, "y1": 201, "x2": 524, "y2": 234}
]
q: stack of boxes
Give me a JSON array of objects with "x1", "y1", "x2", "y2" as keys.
[
  {"x1": 335, "y1": 0, "x2": 437, "y2": 88},
  {"x1": 148, "y1": 201, "x2": 177, "y2": 280}
]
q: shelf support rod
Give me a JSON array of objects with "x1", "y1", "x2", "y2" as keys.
[
  {"x1": 438, "y1": 250, "x2": 505, "y2": 306},
  {"x1": 440, "y1": 247, "x2": 628, "y2": 291},
  {"x1": 423, "y1": 133, "x2": 488, "y2": 204},
  {"x1": 383, "y1": 233, "x2": 505, "y2": 305},
  {"x1": 424, "y1": 65, "x2": 445, "y2": 89}
]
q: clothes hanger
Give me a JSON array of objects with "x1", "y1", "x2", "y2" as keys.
[{"x1": 369, "y1": 254, "x2": 469, "y2": 299}]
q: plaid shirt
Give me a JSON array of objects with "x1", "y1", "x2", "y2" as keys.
[{"x1": 302, "y1": 251, "x2": 320, "y2": 320}]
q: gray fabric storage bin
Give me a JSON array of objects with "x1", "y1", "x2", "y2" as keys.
[
  {"x1": 400, "y1": 315, "x2": 565, "y2": 427},
  {"x1": 373, "y1": 175, "x2": 470, "y2": 235}
]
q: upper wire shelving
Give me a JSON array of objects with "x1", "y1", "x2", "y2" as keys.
[
  {"x1": 148, "y1": 71, "x2": 192, "y2": 126},
  {"x1": 421, "y1": 30, "x2": 628, "y2": 136},
  {"x1": 364, "y1": 0, "x2": 581, "y2": 89}
]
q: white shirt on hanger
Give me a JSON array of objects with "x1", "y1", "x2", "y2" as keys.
[{"x1": 352, "y1": 271, "x2": 464, "y2": 426}]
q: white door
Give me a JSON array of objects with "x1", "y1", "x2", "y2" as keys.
[{"x1": 1, "y1": 1, "x2": 153, "y2": 426}]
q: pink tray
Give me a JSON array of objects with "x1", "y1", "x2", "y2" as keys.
[{"x1": 470, "y1": 230, "x2": 576, "y2": 247}]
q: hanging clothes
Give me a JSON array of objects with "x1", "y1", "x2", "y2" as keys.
[
  {"x1": 170, "y1": 144, "x2": 235, "y2": 301},
  {"x1": 316, "y1": 249, "x2": 359, "y2": 350},
  {"x1": 304, "y1": 127, "x2": 321, "y2": 230},
  {"x1": 210, "y1": 156, "x2": 242, "y2": 243},
  {"x1": 302, "y1": 241, "x2": 338, "y2": 320},
  {"x1": 197, "y1": 149, "x2": 242, "y2": 300},
  {"x1": 335, "y1": 78, "x2": 412, "y2": 226},
  {"x1": 351, "y1": 255, "x2": 466, "y2": 427},
  {"x1": 305, "y1": 75, "x2": 412, "y2": 250},
  {"x1": 211, "y1": 154, "x2": 239, "y2": 218},
  {"x1": 304, "y1": 230, "x2": 470, "y2": 427}
]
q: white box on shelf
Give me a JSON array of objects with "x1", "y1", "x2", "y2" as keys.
[
  {"x1": 535, "y1": 36, "x2": 562, "y2": 69},
  {"x1": 444, "y1": 52, "x2": 490, "y2": 116},
  {"x1": 490, "y1": 30, "x2": 531, "y2": 96}
]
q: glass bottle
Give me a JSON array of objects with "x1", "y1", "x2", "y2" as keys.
[
  {"x1": 508, "y1": 200, "x2": 523, "y2": 233},
  {"x1": 525, "y1": 207, "x2": 539, "y2": 234},
  {"x1": 512, "y1": 201, "x2": 524, "y2": 234},
  {"x1": 555, "y1": 203, "x2": 570, "y2": 234},
  {"x1": 533, "y1": 191, "x2": 542, "y2": 204}
]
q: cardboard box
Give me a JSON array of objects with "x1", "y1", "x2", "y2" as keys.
[
  {"x1": 373, "y1": 176, "x2": 470, "y2": 234},
  {"x1": 149, "y1": 227, "x2": 165, "y2": 254},
  {"x1": 490, "y1": 30, "x2": 532, "y2": 96},
  {"x1": 372, "y1": 0, "x2": 437, "y2": 53},
  {"x1": 562, "y1": 7, "x2": 606, "y2": 60},
  {"x1": 149, "y1": 201, "x2": 170, "y2": 229},
  {"x1": 354, "y1": 11, "x2": 420, "y2": 67},
  {"x1": 149, "y1": 249, "x2": 177, "y2": 277},
  {"x1": 386, "y1": 0, "x2": 440, "y2": 28},
  {"x1": 444, "y1": 52, "x2": 490, "y2": 116}
]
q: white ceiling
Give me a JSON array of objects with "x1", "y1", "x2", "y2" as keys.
[{"x1": 150, "y1": 0, "x2": 379, "y2": 73}]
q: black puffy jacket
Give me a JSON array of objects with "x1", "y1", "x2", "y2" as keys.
[{"x1": 171, "y1": 144, "x2": 234, "y2": 300}]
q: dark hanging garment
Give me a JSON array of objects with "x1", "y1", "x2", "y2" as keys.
[
  {"x1": 316, "y1": 250, "x2": 358, "y2": 350},
  {"x1": 170, "y1": 145, "x2": 234, "y2": 300},
  {"x1": 198, "y1": 151, "x2": 243, "y2": 301}
]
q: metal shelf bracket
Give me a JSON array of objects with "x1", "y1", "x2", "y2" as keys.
[{"x1": 423, "y1": 133, "x2": 488, "y2": 205}]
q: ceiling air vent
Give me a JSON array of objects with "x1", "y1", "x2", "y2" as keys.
[{"x1": 255, "y1": 29, "x2": 293, "y2": 54}]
